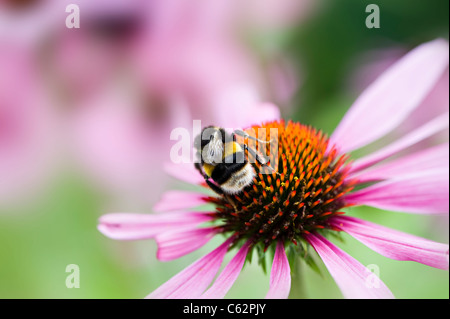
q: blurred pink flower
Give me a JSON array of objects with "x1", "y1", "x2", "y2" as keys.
[
  {"x1": 237, "y1": 0, "x2": 317, "y2": 31},
  {"x1": 0, "y1": 46, "x2": 60, "y2": 206},
  {"x1": 131, "y1": 0, "x2": 269, "y2": 125},
  {"x1": 98, "y1": 39, "x2": 449, "y2": 298},
  {"x1": 0, "y1": 0, "x2": 59, "y2": 49},
  {"x1": 68, "y1": 83, "x2": 193, "y2": 205}
]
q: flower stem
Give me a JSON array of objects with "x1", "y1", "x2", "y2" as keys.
[{"x1": 288, "y1": 258, "x2": 307, "y2": 299}]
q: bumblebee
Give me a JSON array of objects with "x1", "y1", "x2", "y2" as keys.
[{"x1": 194, "y1": 126, "x2": 272, "y2": 195}]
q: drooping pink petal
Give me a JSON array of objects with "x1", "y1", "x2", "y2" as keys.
[
  {"x1": 153, "y1": 190, "x2": 209, "y2": 212},
  {"x1": 352, "y1": 143, "x2": 449, "y2": 183},
  {"x1": 97, "y1": 211, "x2": 214, "y2": 240},
  {"x1": 330, "y1": 39, "x2": 449, "y2": 153},
  {"x1": 331, "y1": 216, "x2": 449, "y2": 270},
  {"x1": 345, "y1": 170, "x2": 449, "y2": 214},
  {"x1": 265, "y1": 241, "x2": 291, "y2": 299},
  {"x1": 305, "y1": 233, "x2": 394, "y2": 299},
  {"x1": 201, "y1": 241, "x2": 251, "y2": 299},
  {"x1": 155, "y1": 227, "x2": 219, "y2": 261},
  {"x1": 163, "y1": 161, "x2": 205, "y2": 185},
  {"x1": 349, "y1": 112, "x2": 449, "y2": 173},
  {"x1": 146, "y1": 237, "x2": 233, "y2": 299}
]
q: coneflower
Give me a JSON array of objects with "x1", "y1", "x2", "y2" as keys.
[{"x1": 98, "y1": 39, "x2": 449, "y2": 299}]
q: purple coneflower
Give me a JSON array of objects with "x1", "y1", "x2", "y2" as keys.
[{"x1": 98, "y1": 39, "x2": 449, "y2": 298}]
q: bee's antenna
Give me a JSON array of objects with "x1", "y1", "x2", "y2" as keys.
[
  {"x1": 232, "y1": 129, "x2": 272, "y2": 144},
  {"x1": 260, "y1": 164, "x2": 281, "y2": 176}
]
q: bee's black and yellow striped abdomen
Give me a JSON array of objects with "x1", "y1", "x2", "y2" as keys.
[{"x1": 195, "y1": 128, "x2": 256, "y2": 195}]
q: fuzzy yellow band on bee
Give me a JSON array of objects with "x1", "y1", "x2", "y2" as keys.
[
  {"x1": 202, "y1": 163, "x2": 215, "y2": 177},
  {"x1": 224, "y1": 141, "x2": 243, "y2": 158}
]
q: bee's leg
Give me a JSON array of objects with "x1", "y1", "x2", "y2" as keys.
[
  {"x1": 194, "y1": 162, "x2": 208, "y2": 179},
  {"x1": 232, "y1": 129, "x2": 272, "y2": 143},
  {"x1": 205, "y1": 179, "x2": 225, "y2": 196},
  {"x1": 243, "y1": 144, "x2": 279, "y2": 175},
  {"x1": 201, "y1": 175, "x2": 238, "y2": 212},
  {"x1": 242, "y1": 144, "x2": 270, "y2": 165},
  {"x1": 194, "y1": 163, "x2": 225, "y2": 196},
  {"x1": 225, "y1": 194, "x2": 238, "y2": 212}
]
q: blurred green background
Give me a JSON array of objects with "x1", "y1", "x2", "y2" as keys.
[{"x1": 0, "y1": 0, "x2": 448, "y2": 299}]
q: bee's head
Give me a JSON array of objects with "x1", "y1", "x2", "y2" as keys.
[{"x1": 195, "y1": 126, "x2": 225, "y2": 165}]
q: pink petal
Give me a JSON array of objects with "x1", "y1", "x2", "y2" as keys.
[
  {"x1": 146, "y1": 237, "x2": 233, "y2": 299},
  {"x1": 331, "y1": 39, "x2": 449, "y2": 153},
  {"x1": 305, "y1": 233, "x2": 395, "y2": 299},
  {"x1": 163, "y1": 161, "x2": 204, "y2": 185},
  {"x1": 98, "y1": 212, "x2": 213, "y2": 240},
  {"x1": 155, "y1": 227, "x2": 218, "y2": 261},
  {"x1": 345, "y1": 170, "x2": 449, "y2": 214},
  {"x1": 331, "y1": 216, "x2": 449, "y2": 270},
  {"x1": 153, "y1": 190, "x2": 209, "y2": 212},
  {"x1": 201, "y1": 241, "x2": 251, "y2": 299},
  {"x1": 350, "y1": 112, "x2": 449, "y2": 173},
  {"x1": 265, "y1": 241, "x2": 291, "y2": 299},
  {"x1": 352, "y1": 143, "x2": 449, "y2": 183}
]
